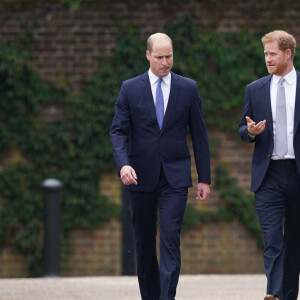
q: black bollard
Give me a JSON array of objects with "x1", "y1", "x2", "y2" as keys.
[{"x1": 41, "y1": 178, "x2": 62, "y2": 277}]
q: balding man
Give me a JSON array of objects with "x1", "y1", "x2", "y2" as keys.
[{"x1": 110, "y1": 33, "x2": 211, "y2": 300}]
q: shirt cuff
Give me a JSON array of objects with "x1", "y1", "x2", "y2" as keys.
[{"x1": 248, "y1": 132, "x2": 256, "y2": 140}]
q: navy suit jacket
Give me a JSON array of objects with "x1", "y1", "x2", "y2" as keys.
[
  {"x1": 239, "y1": 71, "x2": 300, "y2": 192},
  {"x1": 110, "y1": 71, "x2": 211, "y2": 192}
]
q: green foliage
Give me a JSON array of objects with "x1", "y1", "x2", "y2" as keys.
[
  {"x1": 165, "y1": 14, "x2": 268, "y2": 132},
  {"x1": 0, "y1": 42, "x2": 119, "y2": 276},
  {"x1": 85, "y1": 27, "x2": 147, "y2": 165},
  {"x1": 214, "y1": 165, "x2": 264, "y2": 248},
  {"x1": 183, "y1": 164, "x2": 263, "y2": 249},
  {"x1": 183, "y1": 205, "x2": 234, "y2": 231}
]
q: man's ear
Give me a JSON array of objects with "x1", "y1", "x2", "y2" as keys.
[
  {"x1": 286, "y1": 48, "x2": 292, "y2": 59},
  {"x1": 146, "y1": 50, "x2": 150, "y2": 61}
]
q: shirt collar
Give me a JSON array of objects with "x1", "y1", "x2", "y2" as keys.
[
  {"x1": 148, "y1": 69, "x2": 171, "y2": 86},
  {"x1": 273, "y1": 67, "x2": 296, "y2": 85}
]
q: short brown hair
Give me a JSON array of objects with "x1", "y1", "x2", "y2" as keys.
[{"x1": 261, "y1": 30, "x2": 296, "y2": 58}]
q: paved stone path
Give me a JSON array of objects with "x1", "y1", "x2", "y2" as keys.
[{"x1": 0, "y1": 274, "x2": 267, "y2": 300}]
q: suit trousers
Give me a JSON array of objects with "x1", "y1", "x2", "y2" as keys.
[
  {"x1": 129, "y1": 167, "x2": 187, "y2": 300},
  {"x1": 255, "y1": 159, "x2": 300, "y2": 300}
]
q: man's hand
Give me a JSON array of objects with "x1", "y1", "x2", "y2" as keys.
[
  {"x1": 120, "y1": 165, "x2": 138, "y2": 185},
  {"x1": 246, "y1": 116, "x2": 266, "y2": 136},
  {"x1": 196, "y1": 182, "x2": 210, "y2": 201}
]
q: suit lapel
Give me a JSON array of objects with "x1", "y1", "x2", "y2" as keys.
[
  {"x1": 141, "y1": 71, "x2": 154, "y2": 106},
  {"x1": 141, "y1": 72, "x2": 161, "y2": 132},
  {"x1": 161, "y1": 72, "x2": 179, "y2": 132},
  {"x1": 259, "y1": 75, "x2": 273, "y2": 135},
  {"x1": 294, "y1": 72, "x2": 300, "y2": 134}
]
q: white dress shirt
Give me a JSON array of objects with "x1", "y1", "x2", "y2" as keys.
[
  {"x1": 271, "y1": 68, "x2": 297, "y2": 159},
  {"x1": 148, "y1": 69, "x2": 171, "y2": 114}
]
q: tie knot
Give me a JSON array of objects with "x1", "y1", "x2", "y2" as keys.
[
  {"x1": 157, "y1": 78, "x2": 163, "y2": 86},
  {"x1": 279, "y1": 77, "x2": 285, "y2": 86}
]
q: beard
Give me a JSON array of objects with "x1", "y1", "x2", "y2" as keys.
[{"x1": 266, "y1": 61, "x2": 288, "y2": 76}]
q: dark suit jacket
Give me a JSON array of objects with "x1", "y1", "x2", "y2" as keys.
[
  {"x1": 238, "y1": 71, "x2": 300, "y2": 192},
  {"x1": 110, "y1": 71, "x2": 211, "y2": 192}
]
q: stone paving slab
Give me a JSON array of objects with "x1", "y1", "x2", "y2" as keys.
[{"x1": 0, "y1": 274, "x2": 267, "y2": 300}]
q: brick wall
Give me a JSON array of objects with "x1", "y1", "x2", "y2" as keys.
[
  {"x1": 3, "y1": 1, "x2": 300, "y2": 90},
  {"x1": 0, "y1": 248, "x2": 28, "y2": 278},
  {"x1": 180, "y1": 129, "x2": 263, "y2": 274},
  {"x1": 61, "y1": 220, "x2": 122, "y2": 276},
  {"x1": 2, "y1": 0, "x2": 299, "y2": 276}
]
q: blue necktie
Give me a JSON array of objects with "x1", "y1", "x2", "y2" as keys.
[{"x1": 155, "y1": 78, "x2": 164, "y2": 129}]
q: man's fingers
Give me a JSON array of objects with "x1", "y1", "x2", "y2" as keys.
[
  {"x1": 246, "y1": 116, "x2": 266, "y2": 136},
  {"x1": 246, "y1": 116, "x2": 254, "y2": 124},
  {"x1": 120, "y1": 166, "x2": 138, "y2": 185},
  {"x1": 131, "y1": 169, "x2": 138, "y2": 181},
  {"x1": 130, "y1": 170, "x2": 138, "y2": 185},
  {"x1": 197, "y1": 191, "x2": 209, "y2": 201},
  {"x1": 196, "y1": 183, "x2": 210, "y2": 201}
]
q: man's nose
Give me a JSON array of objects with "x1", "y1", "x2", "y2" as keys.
[{"x1": 162, "y1": 57, "x2": 168, "y2": 64}]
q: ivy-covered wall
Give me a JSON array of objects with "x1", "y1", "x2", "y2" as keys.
[{"x1": 1, "y1": 1, "x2": 300, "y2": 276}]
